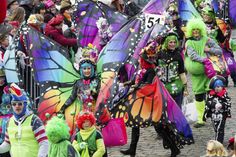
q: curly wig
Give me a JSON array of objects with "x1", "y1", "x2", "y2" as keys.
[
  {"x1": 186, "y1": 18, "x2": 207, "y2": 38},
  {"x1": 46, "y1": 116, "x2": 70, "y2": 143},
  {"x1": 76, "y1": 112, "x2": 96, "y2": 129},
  {"x1": 206, "y1": 140, "x2": 228, "y2": 157}
]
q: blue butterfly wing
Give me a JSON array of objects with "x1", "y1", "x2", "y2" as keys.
[
  {"x1": 24, "y1": 26, "x2": 80, "y2": 84},
  {"x1": 178, "y1": 0, "x2": 201, "y2": 21},
  {"x1": 3, "y1": 27, "x2": 21, "y2": 83},
  {"x1": 97, "y1": 16, "x2": 145, "y2": 74}
]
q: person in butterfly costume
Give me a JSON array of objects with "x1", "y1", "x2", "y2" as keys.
[
  {"x1": 156, "y1": 32, "x2": 188, "y2": 108},
  {"x1": 60, "y1": 44, "x2": 100, "y2": 114},
  {"x1": 120, "y1": 42, "x2": 181, "y2": 157}
]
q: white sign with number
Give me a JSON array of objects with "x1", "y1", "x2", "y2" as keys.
[{"x1": 144, "y1": 14, "x2": 165, "y2": 31}]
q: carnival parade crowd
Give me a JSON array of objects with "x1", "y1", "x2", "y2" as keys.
[{"x1": 0, "y1": 0, "x2": 236, "y2": 157}]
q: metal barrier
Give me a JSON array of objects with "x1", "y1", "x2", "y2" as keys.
[{"x1": 17, "y1": 57, "x2": 40, "y2": 113}]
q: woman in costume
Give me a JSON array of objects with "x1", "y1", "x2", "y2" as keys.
[
  {"x1": 202, "y1": 6, "x2": 236, "y2": 87},
  {"x1": 60, "y1": 44, "x2": 100, "y2": 114},
  {"x1": 184, "y1": 18, "x2": 222, "y2": 128},
  {"x1": 156, "y1": 32, "x2": 188, "y2": 108},
  {"x1": 120, "y1": 42, "x2": 188, "y2": 157}
]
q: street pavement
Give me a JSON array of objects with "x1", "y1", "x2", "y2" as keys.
[{"x1": 107, "y1": 76, "x2": 236, "y2": 157}]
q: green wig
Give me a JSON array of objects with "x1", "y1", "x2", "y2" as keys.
[
  {"x1": 46, "y1": 116, "x2": 70, "y2": 143},
  {"x1": 162, "y1": 34, "x2": 179, "y2": 50},
  {"x1": 194, "y1": 0, "x2": 203, "y2": 7},
  {"x1": 202, "y1": 6, "x2": 215, "y2": 21},
  {"x1": 186, "y1": 18, "x2": 207, "y2": 38}
]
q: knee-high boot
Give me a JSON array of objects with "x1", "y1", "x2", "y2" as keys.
[
  {"x1": 120, "y1": 127, "x2": 140, "y2": 156},
  {"x1": 155, "y1": 124, "x2": 180, "y2": 157},
  {"x1": 194, "y1": 101, "x2": 205, "y2": 127}
]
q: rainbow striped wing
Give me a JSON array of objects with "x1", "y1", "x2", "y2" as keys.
[
  {"x1": 23, "y1": 26, "x2": 80, "y2": 84},
  {"x1": 38, "y1": 82, "x2": 81, "y2": 132}
]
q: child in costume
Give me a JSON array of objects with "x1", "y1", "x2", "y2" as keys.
[
  {"x1": 72, "y1": 112, "x2": 106, "y2": 157},
  {"x1": 203, "y1": 75, "x2": 231, "y2": 143},
  {"x1": 46, "y1": 116, "x2": 79, "y2": 157}
]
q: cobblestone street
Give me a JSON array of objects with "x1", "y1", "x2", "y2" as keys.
[{"x1": 107, "y1": 77, "x2": 236, "y2": 157}]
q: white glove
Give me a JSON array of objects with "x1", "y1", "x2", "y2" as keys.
[{"x1": 79, "y1": 142, "x2": 87, "y2": 150}]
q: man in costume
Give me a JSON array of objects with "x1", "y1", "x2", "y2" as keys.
[{"x1": 0, "y1": 83, "x2": 48, "y2": 157}]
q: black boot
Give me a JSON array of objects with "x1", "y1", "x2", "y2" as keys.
[
  {"x1": 170, "y1": 144, "x2": 180, "y2": 157},
  {"x1": 120, "y1": 149, "x2": 135, "y2": 157},
  {"x1": 156, "y1": 124, "x2": 180, "y2": 157},
  {"x1": 120, "y1": 127, "x2": 140, "y2": 156}
]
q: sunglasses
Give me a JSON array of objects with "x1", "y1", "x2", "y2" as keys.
[{"x1": 11, "y1": 101, "x2": 25, "y2": 107}]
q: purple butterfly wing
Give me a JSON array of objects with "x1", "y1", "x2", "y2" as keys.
[
  {"x1": 73, "y1": 0, "x2": 128, "y2": 51},
  {"x1": 73, "y1": 0, "x2": 102, "y2": 50},
  {"x1": 229, "y1": 0, "x2": 236, "y2": 26},
  {"x1": 142, "y1": 0, "x2": 170, "y2": 14},
  {"x1": 96, "y1": 1, "x2": 128, "y2": 35},
  {"x1": 160, "y1": 81, "x2": 194, "y2": 143},
  {"x1": 96, "y1": 15, "x2": 167, "y2": 112}
]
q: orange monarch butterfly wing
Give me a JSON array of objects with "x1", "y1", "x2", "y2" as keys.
[{"x1": 112, "y1": 77, "x2": 163, "y2": 127}]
